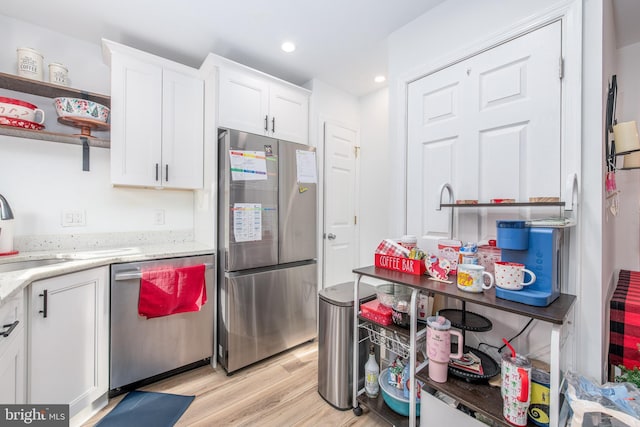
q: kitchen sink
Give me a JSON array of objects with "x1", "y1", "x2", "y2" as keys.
[{"x1": 0, "y1": 258, "x2": 68, "y2": 273}]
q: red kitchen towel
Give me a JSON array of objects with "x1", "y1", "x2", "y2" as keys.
[
  {"x1": 609, "y1": 269, "x2": 640, "y2": 369},
  {"x1": 138, "y1": 264, "x2": 207, "y2": 318}
]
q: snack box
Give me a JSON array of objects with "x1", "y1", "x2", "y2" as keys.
[
  {"x1": 360, "y1": 299, "x2": 393, "y2": 325},
  {"x1": 375, "y1": 253, "x2": 426, "y2": 275}
]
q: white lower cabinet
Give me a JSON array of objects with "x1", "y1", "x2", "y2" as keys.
[
  {"x1": 0, "y1": 291, "x2": 25, "y2": 404},
  {"x1": 28, "y1": 266, "x2": 109, "y2": 424}
]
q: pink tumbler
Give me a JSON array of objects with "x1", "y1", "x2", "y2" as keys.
[{"x1": 426, "y1": 316, "x2": 464, "y2": 383}]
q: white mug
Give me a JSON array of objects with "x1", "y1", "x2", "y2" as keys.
[
  {"x1": 495, "y1": 261, "x2": 536, "y2": 290},
  {"x1": 457, "y1": 264, "x2": 494, "y2": 293}
]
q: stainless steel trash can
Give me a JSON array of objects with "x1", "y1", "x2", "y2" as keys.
[{"x1": 318, "y1": 282, "x2": 377, "y2": 410}]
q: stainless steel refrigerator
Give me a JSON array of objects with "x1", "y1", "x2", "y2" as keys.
[{"x1": 217, "y1": 128, "x2": 317, "y2": 374}]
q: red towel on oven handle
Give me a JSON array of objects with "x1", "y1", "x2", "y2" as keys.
[{"x1": 138, "y1": 264, "x2": 207, "y2": 318}]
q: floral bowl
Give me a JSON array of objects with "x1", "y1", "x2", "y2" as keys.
[{"x1": 53, "y1": 97, "x2": 110, "y2": 123}]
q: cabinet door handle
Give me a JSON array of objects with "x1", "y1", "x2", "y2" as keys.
[
  {"x1": 1, "y1": 320, "x2": 19, "y2": 338},
  {"x1": 165, "y1": 164, "x2": 169, "y2": 182},
  {"x1": 155, "y1": 163, "x2": 159, "y2": 181},
  {"x1": 264, "y1": 115, "x2": 269, "y2": 132},
  {"x1": 272, "y1": 117, "x2": 275, "y2": 133},
  {"x1": 39, "y1": 289, "x2": 48, "y2": 318}
]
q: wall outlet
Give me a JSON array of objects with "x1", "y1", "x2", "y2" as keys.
[
  {"x1": 153, "y1": 209, "x2": 165, "y2": 225},
  {"x1": 61, "y1": 210, "x2": 86, "y2": 227}
]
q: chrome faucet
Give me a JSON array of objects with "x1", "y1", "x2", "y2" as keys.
[{"x1": 0, "y1": 194, "x2": 14, "y2": 220}]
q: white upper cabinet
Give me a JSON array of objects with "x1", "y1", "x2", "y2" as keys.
[
  {"x1": 103, "y1": 39, "x2": 204, "y2": 189},
  {"x1": 218, "y1": 65, "x2": 309, "y2": 144}
]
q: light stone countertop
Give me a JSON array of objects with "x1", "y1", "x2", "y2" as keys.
[{"x1": 0, "y1": 242, "x2": 215, "y2": 305}]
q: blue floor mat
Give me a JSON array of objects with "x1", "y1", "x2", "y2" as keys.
[{"x1": 96, "y1": 391, "x2": 195, "y2": 427}]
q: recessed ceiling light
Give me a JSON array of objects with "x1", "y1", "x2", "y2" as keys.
[
  {"x1": 281, "y1": 42, "x2": 296, "y2": 53},
  {"x1": 374, "y1": 75, "x2": 386, "y2": 83}
]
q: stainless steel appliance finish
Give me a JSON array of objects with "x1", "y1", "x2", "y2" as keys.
[
  {"x1": 110, "y1": 254, "x2": 215, "y2": 392},
  {"x1": 278, "y1": 139, "x2": 317, "y2": 264},
  {"x1": 218, "y1": 128, "x2": 318, "y2": 374},
  {"x1": 219, "y1": 262, "x2": 317, "y2": 373},
  {"x1": 318, "y1": 282, "x2": 377, "y2": 410}
]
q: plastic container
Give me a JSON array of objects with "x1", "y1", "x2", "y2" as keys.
[
  {"x1": 400, "y1": 235, "x2": 417, "y2": 250},
  {"x1": 496, "y1": 220, "x2": 529, "y2": 250},
  {"x1": 379, "y1": 368, "x2": 421, "y2": 416},
  {"x1": 376, "y1": 283, "x2": 412, "y2": 308},
  {"x1": 360, "y1": 299, "x2": 393, "y2": 325},
  {"x1": 437, "y1": 239, "x2": 462, "y2": 274},
  {"x1": 364, "y1": 345, "x2": 380, "y2": 398},
  {"x1": 459, "y1": 242, "x2": 479, "y2": 265},
  {"x1": 478, "y1": 239, "x2": 501, "y2": 273}
]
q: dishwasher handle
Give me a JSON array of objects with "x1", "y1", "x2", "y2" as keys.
[{"x1": 114, "y1": 263, "x2": 214, "y2": 281}]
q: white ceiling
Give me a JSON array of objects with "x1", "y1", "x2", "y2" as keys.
[{"x1": 0, "y1": 0, "x2": 444, "y2": 97}]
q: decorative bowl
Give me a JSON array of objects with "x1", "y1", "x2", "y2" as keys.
[
  {"x1": 376, "y1": 283, "x2": 412, "y2": 308},
  {"x1": 53, "y1": 97, "x2": 110, "y2": 123},
  {"x1": 378, "y1": 368, "x2": 421, "y2": 416}
]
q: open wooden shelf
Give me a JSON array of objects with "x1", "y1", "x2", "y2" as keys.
[
  {"x1": 0, "y1": 72, "x2": 110, "y2": 107},
  {"x1": 0, "y1": 124, "x2": 109, "y2": 148}
]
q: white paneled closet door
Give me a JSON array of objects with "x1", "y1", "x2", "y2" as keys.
[{"x1": 407, "y1": 20, "x2": 562, "y2": 248}]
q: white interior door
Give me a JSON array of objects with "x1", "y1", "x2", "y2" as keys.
[
  {"x1": 407, "y1": 20, "x2": 563, "y2": 248},
  {"x1": 323, "y1": 122, "x2": 358, "y2": 287}
]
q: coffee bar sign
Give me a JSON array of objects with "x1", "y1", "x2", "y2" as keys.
[{"x1": 374, "y1": 253, "x2": 425, "y2": 275}]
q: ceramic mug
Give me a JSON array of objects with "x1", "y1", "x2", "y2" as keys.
[
  {"x1": 494, "y1": 261, "x2": 536, "y2": 290},
  {"x1": 457, "y1": 264, "x2": 494, "y2": 293},
  {"x1": 0, "y1": 97, "x2": 45, "y2": 124}
]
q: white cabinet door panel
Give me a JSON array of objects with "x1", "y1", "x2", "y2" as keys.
[
  {"x1": 218, "y1": 67, "x2": 269, "y2": 136},
  {"x1": 162, "y1": 69, "x2": 204, "y2": 189},
  {"x1": 110, "y1": 53, "x2": 163, "y2": 187},
  {"x1": 29, "y1": 267, "x2": 109, "y2": 419},
  {"x1": 269, "y1": 84, "x2": 309, "y2": 144},
  {"x1": 408, "y1": 21, "x2": 562, "y2": 247}
]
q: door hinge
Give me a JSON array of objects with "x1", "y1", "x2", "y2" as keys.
[
  {"x1": 559, "y1": 57, "x2": 564, "y2": 80},
  {"x1": 354, "y1": 146, "x2": 360, "y2": 158}
]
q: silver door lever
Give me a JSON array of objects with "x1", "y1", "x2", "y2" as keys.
[{"x1": 327, "y1": 233, "x2": 336, "y2": 240}]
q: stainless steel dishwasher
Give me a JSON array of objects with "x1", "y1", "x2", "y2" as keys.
[{"x1": 109, "y1": 254, "x2": 215, "y2": 395}]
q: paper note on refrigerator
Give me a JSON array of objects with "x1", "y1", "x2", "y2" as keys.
[
  {"x1": 229, "y1": 150, "x2": 268, "y2": 181},
  {"x1": 233, "y1": 203, "x2": 262, "y2": 242},
  {"x1": 296, "y1": 150, "x2": 317, "y2": 183}
]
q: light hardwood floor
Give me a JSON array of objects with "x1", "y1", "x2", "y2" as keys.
[{"x1": 83, "y1": 341, "x2": 388, "y2": 427}]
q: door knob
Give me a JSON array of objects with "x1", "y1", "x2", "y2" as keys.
[{"x1": 327, "y1": 233, "x2": 336, "y2": 240}]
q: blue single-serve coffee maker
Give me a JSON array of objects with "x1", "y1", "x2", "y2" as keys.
[{"x1": 495, "y1": 220, "x2": 562, "y2": 306}]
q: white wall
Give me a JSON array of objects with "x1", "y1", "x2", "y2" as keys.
[
  {"x1": 0, "y1": 15, "x2": 195, "y2": 245},
  {"x1": 305, "y1": 78, "x2": 360, "y2": 288},
  {"x1": 358, "y1": 87, "x2": 391, "y2": 266},
  {"x1": 614, "y1": 41, "x2": 640, "y2": 271}
]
